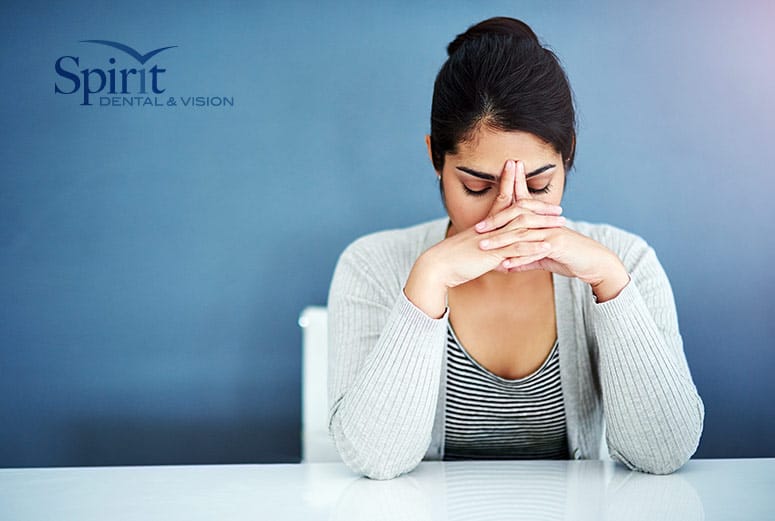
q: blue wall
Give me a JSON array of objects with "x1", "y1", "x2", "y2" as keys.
[{"x1": 1, "y1": 0, "x2": 773, "y2": 466}]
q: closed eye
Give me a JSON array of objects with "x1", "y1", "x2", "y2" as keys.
[
  {"x1": 462, "y1": 183, "x2": 552, "y2": 196},
  {"x1": 530, "y1": 183, "x2": 552, "y2": 195},
  {"x1": 462, "y1": 185, "x2": 491, "y2": 196},
  {"x1": 459, "y1": 168, "x2": 554, "y2": 197}
]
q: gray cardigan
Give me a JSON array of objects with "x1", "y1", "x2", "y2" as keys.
[{"x1": 327, "y1": 216, "x2": 704, "y2": 479}]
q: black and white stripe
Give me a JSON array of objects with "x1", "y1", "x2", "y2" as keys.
[{"x1": 444, "y1": 323, "x2": 568, "y2": 460}]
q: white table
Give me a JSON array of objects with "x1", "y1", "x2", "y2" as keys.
[{"x1": 1, "y1": 459, "x2": 772, "y2": 520}]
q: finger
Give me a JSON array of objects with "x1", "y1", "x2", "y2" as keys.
[
  {"x1": 491, "y1": 159, "x2": 516, "y2": 215},
  {"x1": 506, "y1": 260, "x2": 544, "y2": 272},
  {"x1": 514, "y1": 160, "x2": 532, "y2": 202},
  {"x1": 498, "y1": 240, "x2": 553, "y2": 259},
  {"x1": 476, "y1": 203, "x2": 522, "y2": 233},
  {"x1": 479, "y1": 221, "x2": 560, "y2": 250},
  {"x1": 516, "y1": 199, "x2": 563, "y2": 216},
  {"x1": 502, "y1": 250, "x2": 551, "y2": 270},
  {"x1": 493, "y1": 262, "x2": 510, "y2": 273},
  {"x1": 476, "y1": 196, "x2": 562, "y2": 233},
  {"x1": 475, "y1": 160, "x2": 516, "y2": 233}
]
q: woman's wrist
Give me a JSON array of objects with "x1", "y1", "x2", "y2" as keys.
[
  {"x1": 403, "y1": 253, "x2": 449, "y2": 319},
  {"x1": 589, "y1": 254, "x2": 631, "y2": 303}
]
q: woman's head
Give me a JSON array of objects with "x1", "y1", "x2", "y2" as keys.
[
  {"x1": 426, "y1": 17, "x2": 577, "y2": 231},
  {"x1": 429, "y1": 17, "x2": 576, "y2": 174}
]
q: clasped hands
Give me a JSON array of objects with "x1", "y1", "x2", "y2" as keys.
[{"x1": 431, "y1": 159, "x2": 631, "y2": 303}]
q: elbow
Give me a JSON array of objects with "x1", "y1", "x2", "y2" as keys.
[
  {"x1": 611, "y1": 400, "x2": 705, "y2": 475},
  {"x1": 611, "y1": 443, "x2": 695, "y2": 475},
  {"x1": 344, "y1": 459, "x2": 417, "y2": 481},
  {"x1": 333, "y1": 435, "x2": 424, "y2": 480},
  {"x1": 329, "y1": 414, "x2": 426, "y2": 480}
]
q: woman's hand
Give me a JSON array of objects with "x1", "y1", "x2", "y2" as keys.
[
  {"x1": 423, "y1": 160, "x2": 565, "y2": 288},
  {"x1": 404, "y1": 160, "x2": 566, "y2": 317},
  {"x1": 475, "y1": 160, "x2": 632, "y2": 302}
]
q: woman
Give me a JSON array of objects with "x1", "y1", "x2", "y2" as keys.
[{"x1": 327, "y1": 16, "x2": 704, "y2": 480}]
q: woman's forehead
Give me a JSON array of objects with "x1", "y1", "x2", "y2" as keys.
[{"x1": 454, "y1": 127, "x2": 559, "y2": 160}]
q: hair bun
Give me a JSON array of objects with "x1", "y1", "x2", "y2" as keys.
[{"x1": 446, "y1": 16, "x2": 541, "y2": 57}]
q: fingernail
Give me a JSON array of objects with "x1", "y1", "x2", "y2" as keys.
[
  {"x1": 480, "y1": 239, "x2": 490, "y2": 249},
  {"x1": 542, "y1": 242, "x2": 552, "y2": 250},
  {"x1": 557, "y1": 216, "x2": 566, "y2": 224},
  {"x1": 503, "y1": 259, "x2": 511, "y2": 268},
  {"x1": 475, "y1": 221, "x2": 487, "y2": 231}
]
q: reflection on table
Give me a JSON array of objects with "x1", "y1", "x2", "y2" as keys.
[
  {"x1": 331, "y1": 460, "x2": 703, "y2": 521},
  {"x1": 1, "y1": 458, "x2": 772, "y2": 520}
]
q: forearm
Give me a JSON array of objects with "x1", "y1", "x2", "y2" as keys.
[
  {"x1": 592, "y1": 278, "x2": 704, "y2": 474},
  {"x1": 328, "y1": 254, "x2": 449, "y2": 479}
]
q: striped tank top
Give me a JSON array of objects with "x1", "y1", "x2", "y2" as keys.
[{"x1": 444, "y1": 322, "x2": 568, "y2": 460}]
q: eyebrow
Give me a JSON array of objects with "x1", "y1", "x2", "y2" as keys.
[{"x1": 456, "y1": 164, "x2": 556, "y2": 181}]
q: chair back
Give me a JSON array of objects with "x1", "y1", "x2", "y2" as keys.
[{"x1": 299, "y1": 306, "x2": 341, "y2": 462}]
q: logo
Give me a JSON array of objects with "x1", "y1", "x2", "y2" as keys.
[{"x1": 54, "y1": 40, "x2": 234, "y2": 108}]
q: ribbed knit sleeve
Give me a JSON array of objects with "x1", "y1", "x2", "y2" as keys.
[
  {"x1": 589, "y1": 231, "x2": 704, "y2": 474},
  {"x1": 327, "y1": 240, "x2": 449, "y2": 480}
]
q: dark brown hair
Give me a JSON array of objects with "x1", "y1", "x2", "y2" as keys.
[{"x1": 430, "y1": 17, "x2": 577, "y2": 175}]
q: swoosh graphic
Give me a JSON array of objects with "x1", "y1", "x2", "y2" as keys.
[{"x1": 80, "y1": 40, "x2": 177, "y2": 64}]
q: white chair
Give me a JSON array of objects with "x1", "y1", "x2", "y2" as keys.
[{"x1": 298, "y1": 306, "x2": 341, "y2": 463}]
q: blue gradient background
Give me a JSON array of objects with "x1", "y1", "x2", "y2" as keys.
[{"x1": 1, "y1": 0, "x2": 773, "y2": 467}]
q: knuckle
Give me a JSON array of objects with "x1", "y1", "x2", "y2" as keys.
[
  {"x1": 511, "y1": 243, "x2": 527, "y2": 255},
  {"x1": 511, "y1": 228, "x2": 525, "y2": 239},
  {"x1": 527, "y1": 242, "x2": 543, "y2": 254},
  {"x1": 487, "y1": 251, "x2": 504, "y2": 263}
]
